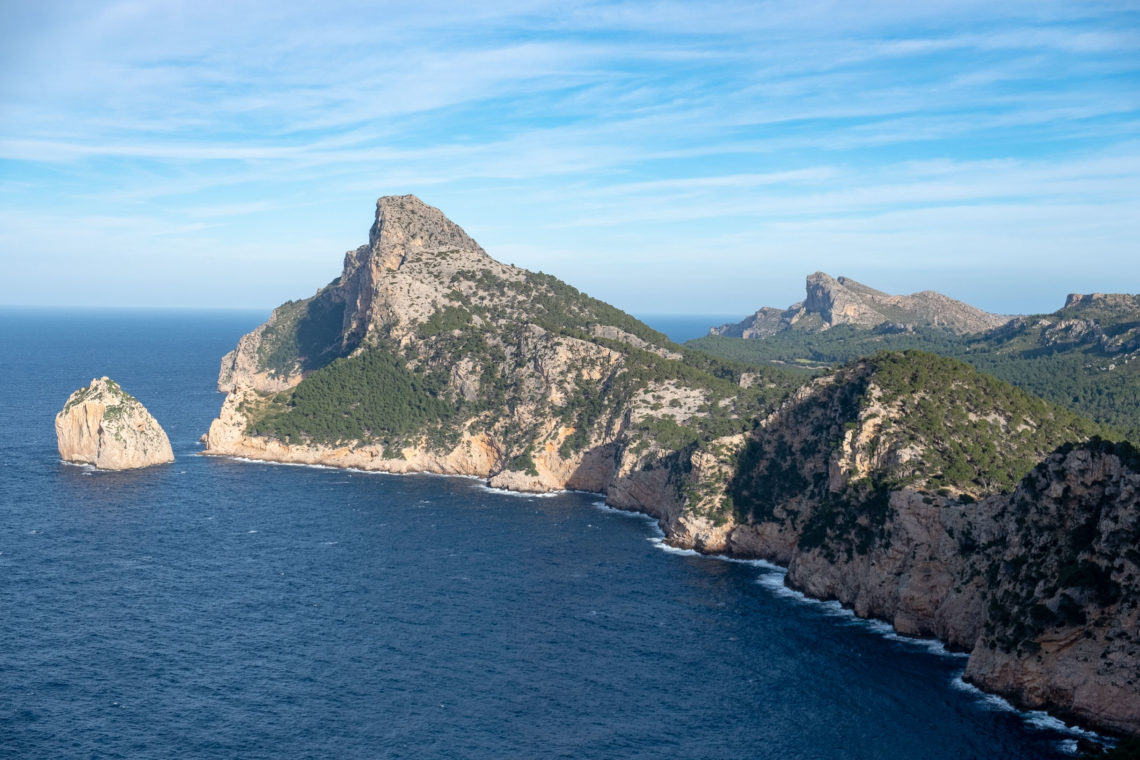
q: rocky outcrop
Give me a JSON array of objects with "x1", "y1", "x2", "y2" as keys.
[
  {"x1": 203, "y1": 195, "x2": 772, "y2": 517},
  {"x1": 1063, "y1": 292, "x2": 1140, "y2": 314},
  {"x1": 661, "y1": 358, "x2": 1138, "y2": 736},
  {"x1": 991, "y1": 292, "x2": 1140, "y2": 360},
  {"x1": 55, "y1": 377, "x2": 174, "y2": 470},
  {"x1": 965, "y1": 441, "x2": 1140, "y2": 735},
  {"x1": 712, "y1": 272, "x2": 1010, "y2": 338}
]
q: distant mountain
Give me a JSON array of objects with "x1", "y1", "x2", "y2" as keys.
[
  {"x1": 711, "y1": 272, "x2": 1010, "y2": 338},
  {"x1": 691, "y1": 289, "x2": 1140, "y2": 440}
]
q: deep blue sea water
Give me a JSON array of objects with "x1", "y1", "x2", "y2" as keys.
[
  {"x1": 635, "y1": 314, "x2": 741, "y2": 343},
  {"x1": 0, "y1": 308, "x2": 1095, "y2": 759}
]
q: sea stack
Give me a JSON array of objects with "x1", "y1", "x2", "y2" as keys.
[{"x1": 55, "y1": 377, "x2": 174, "y2": 470}]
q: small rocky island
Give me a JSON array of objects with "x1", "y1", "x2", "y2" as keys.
[{"x1": 55, "y1": 377, "x2": 174, "y2": 470}]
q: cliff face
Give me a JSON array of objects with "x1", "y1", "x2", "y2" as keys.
[
  {"x1": 966, "y1": 441, "x2": 1140, "y2": 735},
  {"x1": 659, "y1": 355, "x2": 1138, "y2": 736},
  {"x1": 205, "y1": 195, "x2": 783, "y2": 520},
  {"x1": 712, "y1": 272, "x2": 1010, "y2": 338},
  {"x1": 56, "y1": 377, "x2": 174, "y2": 470}
]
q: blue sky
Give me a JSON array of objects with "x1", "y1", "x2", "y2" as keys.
[{"x1": 1, "y1": 0, "x2": 1138, "y2": 317}]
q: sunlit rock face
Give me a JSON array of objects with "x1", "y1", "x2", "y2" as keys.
[{"x1": 55, "y1": 377, "x2": 174, "y2": 470}]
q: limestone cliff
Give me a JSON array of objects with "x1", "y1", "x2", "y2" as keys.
[
  {"x1": 660, "y1": 353, "x2": 1138, "y2": 736},
  {"x1": 204, "y1": 195, "x2": 787, "y2": 519},
  {"x1": 712, "y1": 272, "x2": 1010, "y2": 338},
  {"x1": 966, "y1": 440, "x2": 1140, "y2": 735},
  {"x1": 56, "y1": 377, "x2": 174, "y2": 470}
]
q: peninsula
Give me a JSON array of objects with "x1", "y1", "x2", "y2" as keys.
[{"x1": 204, "y1": 195, "x2": 1140, "y2": 738}]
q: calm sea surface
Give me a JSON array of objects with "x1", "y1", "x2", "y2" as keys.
[{"x1": 0, "y1": 308, "x2": 1091, "y2": 759}]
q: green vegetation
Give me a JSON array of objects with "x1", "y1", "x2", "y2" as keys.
[
  {"x1": 418, "y1": 305, "x2": 472, "y2": 337},
  {"x1": 982, "y1": 438, "x2": 1140, "y2": 653},
  {"x1": 506, "y1": 446, "x2": 539, "y2": 476},
  {"x1": 521, "y1": 270, "x2": 671, "y2": 347},
  {"x1": 688, "y1": 315, "x2": 1140, "y2": 440},
  {"x1": 867, "y1": 351, "x2": 1105, "y2": 494},
  {"x1": 689, "y1": 325, "x2": 969, "y2": 370},
  {"x1": 258, "y1": 288, "x2": 349, "y2": 376},
  {"x1": 724, "y1": 351, "x2": 1109, "y2": 560},
  {"x1": 248, "y1": 345, "x2": 455, "y2": 444}
]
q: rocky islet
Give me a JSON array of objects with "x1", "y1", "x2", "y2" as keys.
[{"x1": 55, "y1": 376, "x2": 174, "y2": 470}]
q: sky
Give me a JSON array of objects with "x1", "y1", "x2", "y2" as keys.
[{"x1": 1, "y1": 0, "x2": 1138, "y2": 317}]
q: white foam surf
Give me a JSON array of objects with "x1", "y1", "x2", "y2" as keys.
[
  {"x1": 591, "y1": 500, "x2": 661, "y2": 526},
  {"x1": 950, "y1": 675, "x2": 1106, "y2": 746},
  {"x1": 224, "y1": 456, "x2": 341, "y2": 471},
  {"x1": 474, "y1": 483, "x2": 564, "y2": 498}
]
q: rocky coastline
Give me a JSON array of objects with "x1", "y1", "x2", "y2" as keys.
[{"x1": 202, "y1": 195, "x2": 1139, "y2": 741}]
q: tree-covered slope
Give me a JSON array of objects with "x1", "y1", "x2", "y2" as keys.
[
  {"x1": 689, "y1": 292, "x2": 1140, "y2": 440},
  {"x1": 725, "y1": 351, "x2": 1106, "y2": 535},
  {"x1": 206, "y1": 195, "x2": 798, "y2": 499}
]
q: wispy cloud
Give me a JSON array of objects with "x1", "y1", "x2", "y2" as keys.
[{"x1": 1, "y1": 0, "x2": 1138, "y2": 311}]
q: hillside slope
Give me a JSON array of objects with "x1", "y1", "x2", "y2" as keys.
[
  {"x1": 692, "y1": 291, "x2": 1140, "y2": 439},
  {"x1": 205, "y1": 195, "x2": 791, "y2": 516}
]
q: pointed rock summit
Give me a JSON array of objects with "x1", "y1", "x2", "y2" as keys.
[
  {"x1": 366, "y1": 194, "x2": 485, "y2": 272},
  {"x1": 713, "y1": 272, "x2": 1010, "y2": 338},
  {"x1": 203, "y1": 192, "x2": 691, "y2": 492},
  {"x1": 55, "y1": 377, "x2": 174, "y2": 470},
  {"x1": 217, "y1": 194, "x2": 501, "y2": 395}
]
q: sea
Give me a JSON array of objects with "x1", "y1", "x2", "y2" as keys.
[{"x1": 0, "y1": 307, "x2": 1099, "y2": 759}]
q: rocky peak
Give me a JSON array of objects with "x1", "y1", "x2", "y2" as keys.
[
  {"x1": 712, "y1": 272, "x2": 1010, "y2": 338},
  {"x1": 803, "y1": 272, "x2": 889, "y2": 328},
  {"x1": 364, "y1": 194, "x2": 485, "y2": 272},
  {"x1": 219, "y1": 195, "x2": 511, "y2": 393},
  {"x1": 1060, "y1": 292, "x2": 1140, "y2": 318},
  {"x1": 55, "y1": 377, "x2": 174, "y2": 470},
  {"x1": 336, "y1": 195, "x2": 494, "y2": 350}
]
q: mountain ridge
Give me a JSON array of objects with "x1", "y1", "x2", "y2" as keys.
[
  {"x1": 712, "y1": 272, "x2": 1011, "y2": 338},
  {"x1": 690, "y1": 287, "x2": 1140, "y2": 439}
]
